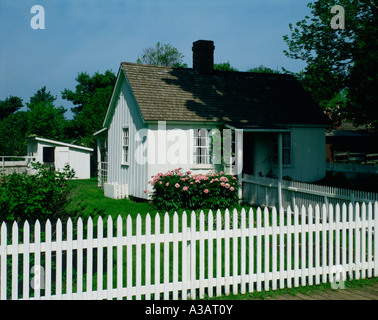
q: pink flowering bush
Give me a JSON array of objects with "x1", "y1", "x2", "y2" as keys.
[{"x1": 149, "y1": 168, "x2": 239, "y2": 211}]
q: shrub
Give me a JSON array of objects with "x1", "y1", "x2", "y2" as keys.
[
  {"x1": 149, "y1": 168, "x2": 240, "y2": 211},
  {"x1": 0, "y1": 162, "x2": 78, "y2": 223}
]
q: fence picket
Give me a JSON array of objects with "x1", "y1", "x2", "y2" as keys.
[
  {"x1": 263, "y1": 207, "x2": 270, "y2": 291},
  {"x1": 106, "y1": 216, "x2": 113, "y2": 300},
  {"x1": 45, "y1": 220, "x2": 52, "y2": 299},
  {"x1": 190, "y1": 211, "x2": 196, "y2": 300},
  {"x1": 22, "y1": 221, "x2": 30, "y2": 300},
  {"x1": 367, "y1": 203, "x2": 373, "y2": 278},
  {"x1": 256, "y1": 208, "x2": 262, "y2": 291},
  {"x1": 116, "y1": 215, "x2": 123, "y2": 300},
  {"x1": 66, "y1": 219, "x2": 73, "y2": 299},
  {"x1": 286, "y1": 207, "x2": 292, "y2": 288},
  {"x1": 34, "y1": 220, "x2": 41, "y2": 300},
  {"x1": 271, "y1": 207, "x2": 277, "y2": 291},
  {"x1": 361, "y1": 203, "x2": 367, "y2": 279},
  {"x1": 0, "y1": 203, "x2": 377, "y2": 301},
  {"x1": 87, "y1": 217, "x2": 94, "y2": 300},
  {"x1": 301, "y1": 206, "x2": 306, "y2": 287},
  {"x1": 77, "y1": 218, "x2": 83, "y2": 299},
  {"x1": 172, "y1": 212, "x2": 179, "y2": 300},
  {"x1": 293, "y1": 206, "x2": 300, "y2": 287},
  {"x1": 164, "y1": 213, "x2": 170, "y2": 300},
  {"x1": 314, "y1": 205, "x2": 321, "y2": 285},
  {"x1": 126, "y1": 215, "x2": 132, "y2": 300},
  {"x1": 207, "y1": 210, "x2": 214, "y2": 297},
  {"x1": 199, "y1": 210, "x2": 205, "y2": 299},
  {"x1": 308, "y1": 205, "x2": 314, "y2": 286},
  {"x1": 136, "y1": 214, "x2": 142, "y2": 300},
  {"x1": 11, "y1": 222, "x2": 18, "y2": 300},
  {"x1": 355, "y1": 203, "x2": 361, "y2": 280},
  {"x1": 240, "y1": 208, "x2": 246, "y2": 294},
  {"x1": 216, "y1": 209, "x2": 222, "y2": 296},
  {"x1": 96, "y1": 217, "x2": 103, "y2": 300},
  {"x1": 154, "y1": 213, "x2": 160, "y2": 300},
  {"x1": 181, "y1": 211, "x2": 188, "y2": 300},
  {"x1": 145, "y1": 214, "x2": 151, "y2": 300},
  {"x1": 232, "y1": 209, "x2": 238, "y2": 295},
  {"x1": 248, "y1": 208, "x2": 254, "y2": 293}
]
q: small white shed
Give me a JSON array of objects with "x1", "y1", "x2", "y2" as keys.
[{"x1": 26, "y1": 137, "x2": 93, "y2": 179}]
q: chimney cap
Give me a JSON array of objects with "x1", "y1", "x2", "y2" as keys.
[{"x1": 192, "y1": 40, "x2": 215, "y2": 49}]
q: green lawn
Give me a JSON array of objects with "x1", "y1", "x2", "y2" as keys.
[{"x1": 69, "y1": 178, "x2": 156, "y2": 220}]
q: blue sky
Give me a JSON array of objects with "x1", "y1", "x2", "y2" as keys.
[{"x1": 0, "y1": 0, "x2": 312, "y2": 117}]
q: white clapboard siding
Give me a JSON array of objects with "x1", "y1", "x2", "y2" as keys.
[{"x1": 0, "y1": 202, "x2": 377, "y2": 300}]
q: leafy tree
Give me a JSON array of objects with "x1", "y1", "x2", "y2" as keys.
[
  {"x1": 283, "y1": 0, "x2": 378, "y2": 130},
  {"x1": 214, "y1": 61, "x2": 239, "y2": 71},
  {"x1": 26, "y1": 87, "x2": 68, "y2": 141},
  {"x1": 246, "y1": 65, "x2": 281, "y2": 74},
  {"x1": 0, "y1": 111, "x2": 28, "y2": 156},
  {"x1": 0, "y1": 96, "x2": 23, "y2": 121},
  {"x1": 137, "y1": 42, "x2": 188, "y2": 68},
  {"x1": 61, "y1": 70, "x2": 116, "y2": 145}
]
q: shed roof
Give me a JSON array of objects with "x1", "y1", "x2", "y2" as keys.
[
  {"x1": 120, "y1": 62, "x2": 331, "y2": 128},
  {"x1": 26, "y1": 137, "x2": 93, "y2": 152}
]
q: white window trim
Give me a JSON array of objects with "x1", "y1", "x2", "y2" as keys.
[
  {"x1": 192, "y1": 128, "x2": 212, "y2": 167},
  {"x1": 122, "y1": 126, "x2": 130, "y2": 166},
  {"x1": 282, "y1": 131, "x2": 293, "y2": 167}
]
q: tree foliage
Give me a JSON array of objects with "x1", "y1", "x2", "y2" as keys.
[
  {"x1": 61, "y1": 70, "x2": 116, "y2": 146},
  {"x1": 246, "y1": 65, "x2": 281, "y2": 74},
  {"x1": 283, "y1": 0, "x2": 378, "y2": 130},
  {"x1": 26, "y1": 86, "x2": 68, "y2": 141},
  {"x1": 214, "y1": 61, "x2": 239, "y2": 71},
  {"x1": 137, "y1": 42, "x2": 188, "y2": 68},
  {"x1": 0, "y1": 96, "x2": 23, "y2": 121}
]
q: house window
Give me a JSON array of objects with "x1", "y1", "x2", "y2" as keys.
[
  {"x1": 282, "y1": 132, "x2": 292, "y2": 165},
  {"x1": 122, "y1": 128, "x2": 129, "y2": 164},
  {"x1": 272, "y1": 132, "x2": 292, "y2": 166},
  {"x1": 193, "y1": 129, "x2": 212, "y2": 165}
]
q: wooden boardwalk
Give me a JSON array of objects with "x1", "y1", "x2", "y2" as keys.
[{"x1": 259, "y1": 283, "x2": 378, "y2": 300}]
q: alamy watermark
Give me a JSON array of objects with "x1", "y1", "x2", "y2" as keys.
[
  {"x1": 30, "y1": 5, "x2": 45, "y2": 30},
  {"x1": 330, "y1": 5, "x2": 345, "y2": 30}
]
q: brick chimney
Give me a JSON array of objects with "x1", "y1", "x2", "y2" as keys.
[{"x1": 192, "y1": 40, "x2": 215, "y2": 74}]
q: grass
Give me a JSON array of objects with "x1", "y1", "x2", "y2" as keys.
[{"x1": 69, "y1": 178, "x2": 156, "y2": 220}]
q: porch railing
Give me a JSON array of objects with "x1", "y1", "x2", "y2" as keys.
[{"x1": 97, "y1": 162, "x2": 108, "y2": 188}]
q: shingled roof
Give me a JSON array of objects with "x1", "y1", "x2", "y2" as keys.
[{"x1": 121, "y1": 62, "x2": 330, "y2": 128}]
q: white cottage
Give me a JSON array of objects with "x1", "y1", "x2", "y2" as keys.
[
  {"x1": 95, "y1": 40, "x2": 331, "y2": 199},
  {"x1": 26, "y1": 137, "x2": 93, "y2": 179}
]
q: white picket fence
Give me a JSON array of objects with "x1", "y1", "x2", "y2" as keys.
[
  {"x1": 243, "y1": 174, "x2": 378, "y2": 211},
  {"x1": 0, "y1": 203, "x2": 377, "y2": 300}
]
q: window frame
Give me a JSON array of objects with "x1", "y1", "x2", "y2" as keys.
[
  {"x1": 122, "y1": 126, "x2": 130, "y2": 166},
  {"x1": 193, "y1": 128, "x2": 212, "y2": 166}
]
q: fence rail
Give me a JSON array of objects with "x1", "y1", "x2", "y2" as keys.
[
  {"x1": 0, "y1": 156, "x2": 35, "y2": 175},
  {"x1": 327, "y1": 162, "x2": 378, "y2": 175},
  {"x1": 243, "y1": 174, "x2": 378, "y2": 211},
  {"x1": 1, "y1": 203, "x2": 377, "y2": 300}
]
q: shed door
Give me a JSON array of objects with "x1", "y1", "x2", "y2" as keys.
[{"x1": 55, "y1": 147, "x2": 69, "y2": 171}]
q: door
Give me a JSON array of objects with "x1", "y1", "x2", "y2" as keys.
[
  {"x1": 55, "y1": 147, "x2": 69, "y2": 171},
  {"x1": 243, "y1": 132, "x2": 254, "y2": 175}
]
